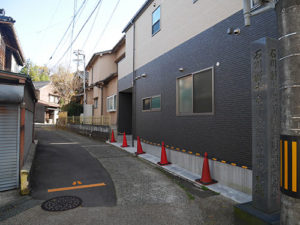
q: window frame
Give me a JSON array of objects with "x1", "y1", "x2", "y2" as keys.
[
  {"x1": 49, "y1": 94, "x2": 59, "y2": 103},
  {"x1": 176, "y1": 66, "x2": 214, "y2": 116},
  {"x1": 142, "y1": 95, "x2": 161, "y2": 112},
  {"x1": 152, "y1": 6, "x2": 161, "y2": 36},
  {"x1": 250, "y1": 0, "x2": 261, "y2": 9},
  {"x1": 94, "y1": 97, "x2": 98, "y2": 109},
  {"x1": 107, "y1": 94, "x2": 117, "y2": 112}
]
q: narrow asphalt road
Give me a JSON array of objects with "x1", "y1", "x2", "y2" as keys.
[
  {"x1": 30, "y1": 127, "x2": 116, "y2": 207},
  {"x1": 0, "y1": 126, "x2": 235, "y2": 225}
]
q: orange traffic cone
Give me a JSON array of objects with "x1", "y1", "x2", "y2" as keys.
[
  {"x1": 110, "y1": 130, "x2": 116, "y2": 143},
  {"x1": 135, "y1": 136, "x2": 145, "y2": 155},
  {"x1": 196, "y1": 152, "x2": 217, "y2": 185},
  {"x1": 121, "y1": 132, "x2": 129, "y2": 147},
  {"x1": 157, "y1": 141, "x2": 171, "y2": 166}
]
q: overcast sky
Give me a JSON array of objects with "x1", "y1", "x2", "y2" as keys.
[{"x1": 2, "y1": 0, "x2": 145, "y2": 72}]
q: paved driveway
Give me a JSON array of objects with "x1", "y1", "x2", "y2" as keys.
[{"x1": 0, "y1": 127, "x2": 235, "y2": 225}]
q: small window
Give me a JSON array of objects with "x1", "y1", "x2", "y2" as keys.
[
  {"x1": 142, "y1": 98, "x2": 151, "y2": 111},
  {"x1": 152, "y1": 6, "x2": 160, "y2": 35},
  {"x1": 107, "y1": 94, "x2": 117, "y2": 112},
  {"x1": 177, "y1": 67, "x2": 214, "y2": 115},
  {"x1": 142, "y1": 95, "x2": 161, "y2": 111},
  {"x1": 94, "y1": 98, "x2": 98, "y2": 109},
  {"x1": 151, "y1": 95, "x2": 161, "y2": 111},
  {"x1": 49, "y1": 95, "x2": 54, "y2": 103}
]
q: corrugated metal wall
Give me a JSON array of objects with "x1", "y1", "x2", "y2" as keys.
[
  {"x1": 0, "y1": 104, "x2": 20, "y2": 191},
  {"x1": 24, "y1": 110, "x2": 33, "y2": 163}
]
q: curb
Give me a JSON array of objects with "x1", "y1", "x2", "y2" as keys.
[{"x1": 20, "y1": 140, "x2": 38, "y2": 195}]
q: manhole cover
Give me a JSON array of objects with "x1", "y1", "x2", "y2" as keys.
[{"x1": 41, "y1": 196, "x2": 82, "y2": 211}]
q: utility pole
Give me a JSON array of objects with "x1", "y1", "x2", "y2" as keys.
[
  {"x1": 276, "y1": 0, "x2": 300, "y2": 224},
  {"x1": 73, "y1": 49, "x2": 86, "y2": 106}
]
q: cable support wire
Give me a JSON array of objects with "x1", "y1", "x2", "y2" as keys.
[
  {"x1": 81, "y1": 0, "x2": 103, "y2": 49},
  {"x1": 92, "y1": 0, "x2": 121, "y2": 51},
  {"x1": 48, "y1": 0, "x2": 87, "y2": 61},
  {"x1": 54, "y1": 0, "x2": 103, "y2": 68}
]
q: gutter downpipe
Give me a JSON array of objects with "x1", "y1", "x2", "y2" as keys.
[
  {"x1": 243, "y1": 0, "x2": 275, "y2": 26},
  {"x1": 243, "y1": 0, "x2": 251, "y2": 26},
  {"x1": 20, "y1": 102, "x2": 25, "y2": 168},
  {"x1": 131, "y1": 20, "x2": 136, "y2": 147},
  {"x1": 101, "y1": 86, "x2": 103, "y2": 116}
]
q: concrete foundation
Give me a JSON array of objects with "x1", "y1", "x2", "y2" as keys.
[
  {"x1": 234, "y1": 202, "x2": 280, "y2": 225},
  {"x1": 137, "y1": 140, "x2": 252, "y2": 195}
]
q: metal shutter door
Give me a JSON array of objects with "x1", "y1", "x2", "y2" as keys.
[{"x1": 0, "y1": 105, "x2": 19, "y2": 191}]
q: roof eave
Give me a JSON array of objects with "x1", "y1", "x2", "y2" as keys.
[
  {"x1": 122, "y1": 0, "x2": 153, "y2": 33},
  {"x1": 86, "y1": 50, "x2": 113, "y2": 70}
]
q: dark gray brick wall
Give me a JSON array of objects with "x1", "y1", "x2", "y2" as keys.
[{"x1": 132, "y1": 10, "x2": 278, "y2": 168}]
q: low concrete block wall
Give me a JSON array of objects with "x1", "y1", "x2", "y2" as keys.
[
  {"x1": 141, "y1": 142, "x2": 252, "y2": 195},
  {"x1": 65, "y1": 124, "x2": 110, "y2": 141}
]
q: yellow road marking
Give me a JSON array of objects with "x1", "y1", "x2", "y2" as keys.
[
  {"x1": 48, "y1": 183, "x2": 106, "y2": 193},
  {"x1": 284, "y1": 140, "x2": 288, "y2": 190},
  {"x1": 292, "y1": 141, "x2": 297, "y2": 192}
]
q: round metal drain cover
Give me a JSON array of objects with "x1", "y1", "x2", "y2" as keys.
[{"x1": 41, "y1": 196, "x2": 82, "y2": 211}]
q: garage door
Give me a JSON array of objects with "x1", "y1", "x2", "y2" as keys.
[{"x1": 0, "y1": 105, "x2": 19, "y2": 191}]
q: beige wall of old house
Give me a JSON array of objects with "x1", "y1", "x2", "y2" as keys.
[
  {"x1": 118, "y1": 0, "x2": 242, "y2": 79},
  {"x1": 93, "y1": 54, "x2": 117, "y2": 83},
  {"x1": 103, "y1": 76, "x2": 118, "y2": 125},
  {"x1": 39, "y1": 84, "x2": 57, "y2": 102},
  {"x1": 115, "y1": 43, "x2": 126, "y2": 62},
  {"x1": 86, "y1": 39, "x2": 124, "y2": 125},
  {"x1": 93, "y1": 86, "x2": 101, "y2": 116}
]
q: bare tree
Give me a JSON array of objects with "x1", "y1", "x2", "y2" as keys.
[{"x1": 50, "y1": 66, "x2": 82, "y2": 106}]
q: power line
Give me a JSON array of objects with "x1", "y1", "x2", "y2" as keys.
[
  {"x1": 69, "y1": 0, "x2": 78, "y2": 69},
  {"x1": 92, "y1": 0, "x2": 121, "y2": 51},
  {"x1": 35, "y1": 17, "x2": 72, "y2": 34},
  {"x1": 81, "y1": 0, "x2": 103, "y2": 49},
  {"x1": 38, "y1": 0, "x2": 62, "y2": 42},
  {"x1": 53, "y1": 0, "x2": 103, "y2": 68},
  {"x1": 48, "y1": 0, "x2": 87, "y2": 61}
]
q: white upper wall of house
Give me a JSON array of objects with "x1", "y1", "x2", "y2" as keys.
[
  {"x1": 118, "y1": 27, "x2": 134, "y2": 80},
  {"x1": 119, "y1": 0, "x2": 243, "y2": 79}
]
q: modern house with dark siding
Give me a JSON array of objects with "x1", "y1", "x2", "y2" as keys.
[{"x1": 117, "y1": 0, "x2": 278, "y2": 194}]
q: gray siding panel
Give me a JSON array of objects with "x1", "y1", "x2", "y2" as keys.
[
  {"x1": 134, "y1": 10, "x2": 278, "y2": 168},
  {"x1": 118, "y1": 73, "x2": 133, "y2": 92},
  {"x1": 0, "y1": 104, "x2": 19, "y2": 191}
]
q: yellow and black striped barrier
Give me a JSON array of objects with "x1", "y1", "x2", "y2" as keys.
[
  {"x1": 139, "y1": 138, "x2": 250, "y2": 170},
  {"x1": 280, "y1": 135, "x2": 300, "y2": 198}
]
